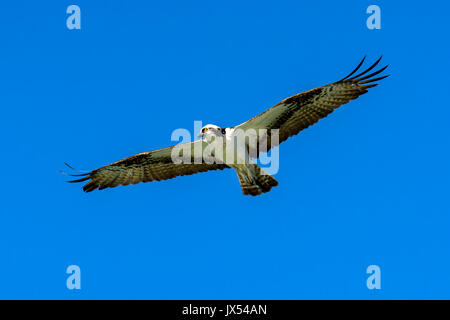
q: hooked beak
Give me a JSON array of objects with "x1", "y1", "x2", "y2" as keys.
[{"x1": 198, "y1": 132, "x2": 204, "y2": 138}]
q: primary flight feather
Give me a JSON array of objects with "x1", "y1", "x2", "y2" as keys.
[{"x1": 64, "y1": 57, "x2": 389, "y2": 196}]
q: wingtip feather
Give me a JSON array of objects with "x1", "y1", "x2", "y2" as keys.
[
  {"x1": 337, "y1": 56, "x2": 367, "y2": 82},
  {"x1": 348, "y1": 56, "x2": 383, "y2": 81}
]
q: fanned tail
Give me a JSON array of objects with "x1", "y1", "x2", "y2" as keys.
[{"x1": 235, "y1": 164, "x2": 278, "y2": 196}]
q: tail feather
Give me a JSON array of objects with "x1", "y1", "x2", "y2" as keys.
[{"x1": 235, "y1": 164, "x2": 278, "y2": 196}]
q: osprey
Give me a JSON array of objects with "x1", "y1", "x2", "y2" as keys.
[{"x1": 64, "y1": 57, "x2": 389, "y2": 196}]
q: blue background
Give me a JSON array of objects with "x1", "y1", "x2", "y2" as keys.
[{"x1": 0, "y1": 0, "x2": 449, "y2": 299}]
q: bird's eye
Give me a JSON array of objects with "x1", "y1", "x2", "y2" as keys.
[{"x1": 202, "y1": 128, "x2": 207, "y2": 133}]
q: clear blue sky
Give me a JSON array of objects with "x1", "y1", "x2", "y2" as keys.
[{"x1": 0, "y1": 0, "x2": 449, "y2": 299}]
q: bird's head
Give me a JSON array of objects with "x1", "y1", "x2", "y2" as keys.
[{"x1": 198, "y1": 124, "x2": 224, "y2": 141}]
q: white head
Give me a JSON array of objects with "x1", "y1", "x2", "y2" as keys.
[{"x1": 198, "y1": 124, "x2": 224, "y2": 141}]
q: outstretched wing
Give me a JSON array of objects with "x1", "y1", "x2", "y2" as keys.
[
  {"x1": 236, "y1": 57, "x2": 389, "y2": 152},
  {"x1": 65, "y1": 140, "x2": 228, "y2": 192}
]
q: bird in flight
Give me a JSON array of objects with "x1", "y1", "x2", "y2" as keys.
[{"x1": 64, "y1": 57, "x2": 389, "y2": 196}]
